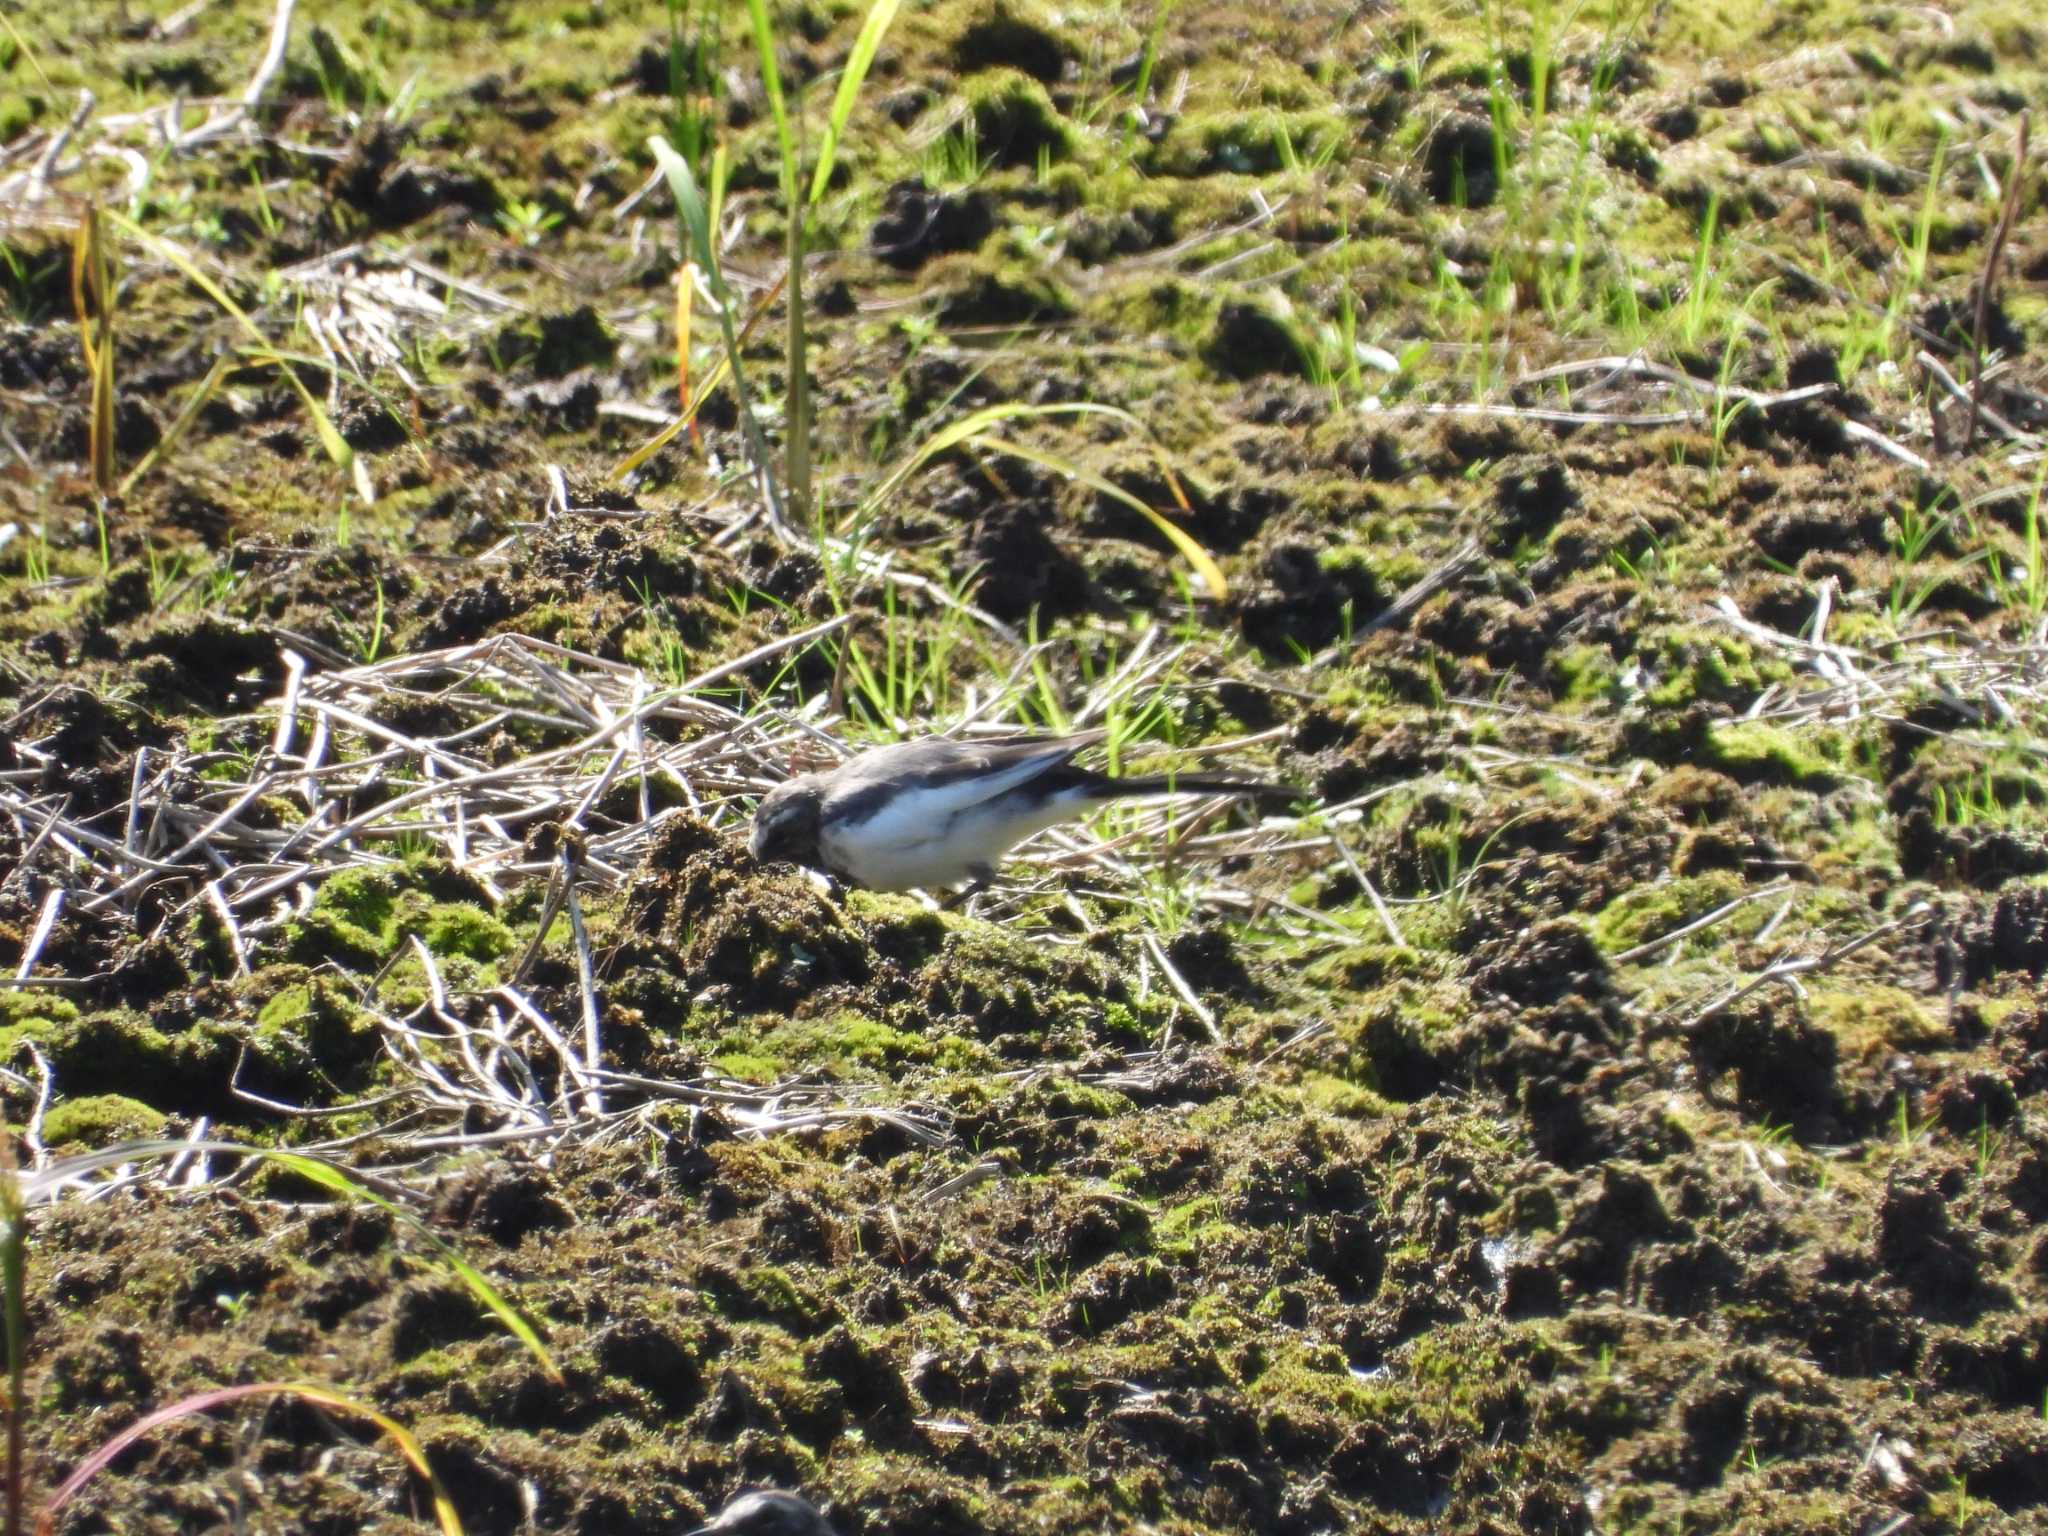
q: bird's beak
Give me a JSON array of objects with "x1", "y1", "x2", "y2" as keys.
[{"x1": 747, "y1": 824, "x2": 768, "y2": 861}]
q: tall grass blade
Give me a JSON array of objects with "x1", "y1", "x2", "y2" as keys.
[
  {"x1": 70, "y1": 207, "x2": 116, "y2": 497},
  {"x1": 742, "y1": 0, "x2": 798, "y2": 206},
  {"x1": 742, "y1": 0, "x2": 810, "y2": 518},
  {"x1": 34, "y1": 1382, "x2": 462, "y2": 1536},
  {"x1": 675, "y1": 262, "x2": 696, "y2": 443},
  {"x1": 808, "y1": 0, "x2": 900, "y2": 205},
  {"x1": 2, "y1": 1143, "x2": 26, "y2": 1536}
]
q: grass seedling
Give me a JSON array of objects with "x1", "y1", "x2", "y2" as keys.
[
  {"x1": 1867, "y1": 128, "x2": 1948, "y2": 367},
  {"x1": 2016, "y1": 459, "x2": 2048, "y2": 616},
  {"x1": 495, "y1": 197, "x2": 562, "y2": 246},
  {"x1": 1894, "y1": 1094, "x2": 1929, "y2": 1150},
  {"x1": 1123, "y1": 0, "x2": 1179, "y2": 138},
  {"x1": 145, "y1": 544, "x2": 188, "y2": 610},
  {"x1": 1677, "y1": 192, "x2": 1730, "y2": 353},
  {"x1": 924, "y1": 116, "x2": 991, "y2": 190}
]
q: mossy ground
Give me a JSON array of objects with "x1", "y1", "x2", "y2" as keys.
[{"x1": 5, "y1": 0, "x2": 2048, "y2": 1532}]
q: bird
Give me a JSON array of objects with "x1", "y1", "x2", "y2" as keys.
[
  {"x1": 748, "y1": 729, "x2": 1297, "y2": 894},
  {"x1": 685, "y1": 1491, "x2": 835, "y2": 1536}
]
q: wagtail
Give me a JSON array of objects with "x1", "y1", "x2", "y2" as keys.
[
  {"x1": 748, "y1": 729, "x2": 1296, "y2": 894},
  {"x1": 686, "y1": 1491, "x2": 833, "y2": 1536}
]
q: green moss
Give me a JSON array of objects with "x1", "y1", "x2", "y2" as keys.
[
  {"x1": 1245, "y1": 1339, "x2": 1399, "y2": 1417},
  {"x1": 1290, "y1": 1072, "x2": 1397, "y2": 1121},
  {"x1": 961, "y1": 68, "x2": 1072, "y2": 167},
  {"x1": 1644, "y1": 626, "x2": 1789, "y2": 709},
  {"x1": 1551, "y1": 643, "x2": 1620, "y2": 704},
  {"x1": 1807, "y1": 985, "x2": 1947, "y2": 1058},
  {"x1": 422, "y1": 903, "x2": 515, "y2": 962},
  {"x1": 1591, "y1": 872, "x2": 1747, "y2": 955},
  {"x1": 1150, "y1": 109, "x2": 1351, "y2": 177},
  {"x1": 712, "y1": 1011, "x2": 989, "y2": 1080},
  {"x1": 1098, "y1": 277, "x2": 1219, "y2": 351},
  {"x1": 245, "y1": 970, "x2": 376, "y2": 1085},
  {"x1": 1703, "y1": 721, "x2": 1842, "y2": 788},
  {"x1": 0, "y1": 1008, "x2": 236, "y2": 1111},
  {"x1": 40, "y1": 1093, "x2": 169, "y2": 1147}
]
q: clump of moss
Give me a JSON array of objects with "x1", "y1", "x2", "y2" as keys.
[
  {"x1": 0, "y1": 1008, "x2": 237, "y2": 1113},
  {"x1": 1644, "y1": 625, "x2": 1789, "y2": 709},
  {"x1": 1591, "y1": 872, "x2": 1747, "y2": 954},
  {"x1": 1704, "y1": 721, "x2": 1842, "y2": 788},
  {"x1": 932, "y1": 253, "x2": 1077, "y2": 326},
  {"x1": 709, "y1": 1011, "x2": 988, "y2": 1082},
  {"x1": 1150, "y1": 110, "x2": 1350, "y2": 177},
  {"x1": 422, "y1": 903, "x2": 516, "y2": 962},
  {"x1": 1807, "y1": 985, "x2": 1947, "y2": 1061},
  {"x1": 285, "y1": 865, "x2": 512, "y2": 971},
  {"x1": 961, "y1": 68, "x2": 1072, "y2": 167},
  {"x1": 41, "y1": 1094, "x2": 169, "y2": 1148},
  {"x1": 245, "y1": 968, "x2": 378, "y2": 1088},
  {"x1": 1550, "y1": 642, "x2": 1621, "y2": 704}
]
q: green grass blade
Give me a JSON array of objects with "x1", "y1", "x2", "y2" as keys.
[
  {"x1": 648, "y1": 136, "x2": 719, "y2": 282},
  {"x1": 263, "y1": 1151, "x2": 560, "y2": 1384},
  {"x1": 743, "y1": 0, "x2": 800, "y2": 205},
  {"x1": 809, "y1": 0, "x2": 900, "y2": 206}
]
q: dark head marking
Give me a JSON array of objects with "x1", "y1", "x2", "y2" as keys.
[
  {"x1": 686, "y1": 1490, "x2": 835, "y2": 1536},
  {"x1": 749, "y1": 776, "x2": 825, "y2": 870}
]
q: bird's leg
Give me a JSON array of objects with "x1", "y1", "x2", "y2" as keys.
[
  {"x1": 940, "y1": 865, "x2": 996, "y2": 914},
  {"x1": 808, "y1": 869, "x2": 862, "y2": 940}
]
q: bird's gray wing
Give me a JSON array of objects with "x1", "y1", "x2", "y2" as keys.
[{"x1": 819, "y1": 730, "x2": 1109, "y2": 830}]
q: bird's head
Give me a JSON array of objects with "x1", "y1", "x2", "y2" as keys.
[
  {"x1": 687, "y1": 1490, "x2": 834, "y2": 1536},
  {"x1": 748, "y1": 776, "x2": 825, "y2": 871}
]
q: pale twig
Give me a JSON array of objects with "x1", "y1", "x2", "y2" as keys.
[
  {"x1": 562, "y1": 849, "x2": 606, "y2": 1116},
  {"x1": 14, "y1": 889, "x2": 64, "y2": 981},
  {"x1": 1612, "y1": 879, "x2": 1792, "y2": 965},
  {"x1": 1677, "y1": 901, "x2": 1933, "y2": 1034}
]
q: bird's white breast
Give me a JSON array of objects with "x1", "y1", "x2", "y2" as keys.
[{"x1": 818, "y1": 787, "x2": 1098, "y2": 891}]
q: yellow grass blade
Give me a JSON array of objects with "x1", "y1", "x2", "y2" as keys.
[
  {"x1": 853, "y1": 401, "x2": 1226, "y2": 598},
  {"x1": 608, "y1": 265, "x2": 787, "y2": 483},
  {"x1": 36, "y1": 1381, "x2": 463, "y2": 1536},
  {"x1": 71, "y1": 207, "x2": 116, "y2": 497},
  {"x1": 118, "y1": 353, "x2": 231, "y2": 497}
]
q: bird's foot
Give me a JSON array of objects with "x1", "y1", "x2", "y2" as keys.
[{"x1": 940, "y1": 867, "x2": 996, "y2": 914}]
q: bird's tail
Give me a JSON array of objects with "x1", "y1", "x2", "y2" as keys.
[{"x1": 1101, "y1": 773, "x2": 1299, "y2": 805}]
